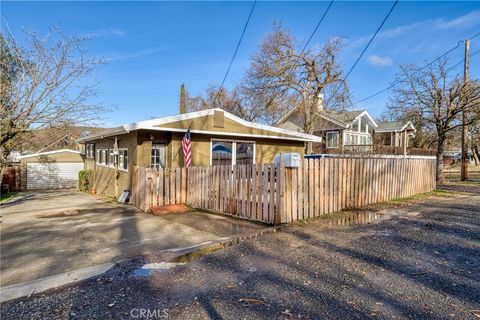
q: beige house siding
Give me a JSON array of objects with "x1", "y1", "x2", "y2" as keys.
[{"x1": 155, "y1": 114, "x2": 303, "y2": 140}]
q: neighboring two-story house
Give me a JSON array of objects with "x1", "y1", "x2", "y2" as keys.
[{"x1": 277, "y1": 105, "x2": 416, "y2": 155}]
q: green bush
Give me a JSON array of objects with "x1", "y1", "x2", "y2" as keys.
[{"x1": 78, "y1": 169, "x2": 91, "y2": 191}]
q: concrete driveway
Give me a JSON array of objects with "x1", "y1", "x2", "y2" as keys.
[{"x1": 0, "y1": 190, "x2": 264, "y2": 287}]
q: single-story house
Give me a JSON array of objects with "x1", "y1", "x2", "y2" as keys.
[
  {"x1": 18, "y1": 149, "x2": 84, "y2": 190},
  {"x1": 77, "y1": 108, "x2": 321, "y2": 198}
]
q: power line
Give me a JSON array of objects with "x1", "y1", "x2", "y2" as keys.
[
  {"x1": 299, "y1": 0, "x2": 335, "y2": 57},
  {"x1": 220, "y1": 0, "x2": 257, "y2": 89},
  {"x1": 327, "y1": 0, "x2": 398, "y2": 104},
  {"x1": 352, "y1": 31, "x2": 480, "y2": 106},
  {"x1": 283, "y1": 0, "x2": 334, "y2": 83}
]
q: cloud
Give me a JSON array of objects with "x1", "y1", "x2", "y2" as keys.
[
  {"x1": 367, "y1": 55, "x2": 393, "y2": 67},
  {"x1": 82, "y1": 28, "x2": 126, "y2": 38},
  {"x1": 346, "y1": 10, "x2": 480, "y2": 50},
  {"x1": 105, "y1": 47, "x2": 167, "y2": 62},
  {"x1": 435, "y1": 11, "x2": 480, "y2": 30}
]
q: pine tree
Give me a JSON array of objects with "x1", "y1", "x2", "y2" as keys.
[{"x1": 179, "y1": 83, "x2": 186, "y2": 114}]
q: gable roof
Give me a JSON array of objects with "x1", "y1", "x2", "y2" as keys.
[
  {"x1": 79, "y1": 109, "x2": 322, "y2": 143},
  {"x1": 376, "y1": 120, "x2": 416, "y2": 132},
  {"x1": 277, "y1": 106, "x2": 378, "y2": 131}
]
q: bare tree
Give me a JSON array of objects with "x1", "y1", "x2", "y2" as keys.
[
  {"x1": 243, "y1": 25, "x2": 350, "y2": 153},
  {"x1": 0, "y1": 27, "x2": 108, "y2": 170},
  {"x1": 387, "y1": 57, "x2": 480, "y2": 183},
  {"x1": 470, "y1": 122, "x2": 480, "y2": 166},
  {"x1": 186, "y1": 84, "x2": 286, "y2": 124}
]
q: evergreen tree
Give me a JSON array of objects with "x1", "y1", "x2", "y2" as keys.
[{"x1": 179, "y1": 83, "x2": 186, "y2": 114}]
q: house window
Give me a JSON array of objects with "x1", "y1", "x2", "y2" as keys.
[
  {"x1": 352, "y1": 135, "x2": 358, "y2": 145},
  {"x1": 352, "y1": 120, "x2": 359, "y2": 132},
  {"x1": 360, "y1": 136, "x2": 367, "y2": 145},
  {"x1": 211, "y1": 140, "x2": 255, "y2": 166},
  {"x1": 345, "y1": 134, "x2": 351, "y2": 146},
  {"x1": 86, "y1": 144, "x2": 95, "y2": 158},
  {"x1": 360, "y1": 118, "x2": 367, "y2": 133},
  {"x1": 119, "y1": 149, "x2": 128, "y2": 171},
  {"x1": 108, "y1": 149, "x2": 116, "y2": 167},
  {"x1": 96, "y1": 149, "x2": 107, "y2": 165},
  {"x1": 151, "y1": 144, "x2": 165, "y2": 169},
  {"x1": 326, "y1": 132, "x2": 339, "y2": 148},
  {"x1": 236, "y1": 142, "x2": 254, "y2": 165},
  {"x1": 212, "y1": 140, "x2": 233, "y2": 166}
]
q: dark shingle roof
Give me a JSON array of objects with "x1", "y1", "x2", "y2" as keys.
[
  {"x1": 322, "y1": 110, "x2": 366, "y2": 124},
  {"x1": 376, "y1": 121, "x2": 407, "y2": 131},
  {"x1": 76, "y1": 126, "x2": 127, "y2": 142}
]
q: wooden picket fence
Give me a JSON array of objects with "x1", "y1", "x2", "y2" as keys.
[{"x1": 130, "y1": 156, "x2": 436, "y2": 225}]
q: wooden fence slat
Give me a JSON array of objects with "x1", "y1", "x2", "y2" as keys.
[{"x1": 130, "y1": 156, "x2": 436, "y2": 225}]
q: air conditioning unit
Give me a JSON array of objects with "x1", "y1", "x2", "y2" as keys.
[{"x1": 274, "y1": 152, "x2": 301, "y2": 168}]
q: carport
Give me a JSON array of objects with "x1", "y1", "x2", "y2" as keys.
[{"x1": 19, "y1": 149, "x2": 84, "y2": 190}]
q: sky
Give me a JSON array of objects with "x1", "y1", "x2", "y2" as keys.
[{"x1": 2, "y1": 1, "x2": 479, "y2": 126}]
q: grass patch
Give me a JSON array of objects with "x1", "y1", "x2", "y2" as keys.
[
  {"x1": 384, "y1": 189, "x2": 455, "y2": 205},
  {"x1": 0, "y1": 192, "x2": 18, "y2": 204},
  {"x1": 295, "y1": 189, "x2": 457, "y2": 226}
]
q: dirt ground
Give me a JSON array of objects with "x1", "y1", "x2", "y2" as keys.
[{"x1": 1, "y1": 184, "x2": 479, "y2": 320}]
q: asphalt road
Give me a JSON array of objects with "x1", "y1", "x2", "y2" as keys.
[{"x1": 1, "y1": 187, "x2": 479, "y2": 319}]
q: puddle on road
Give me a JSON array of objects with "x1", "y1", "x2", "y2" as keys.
[
  {"x1": 324, "y1": 212, "x2": 383, "y2": 226},
  {"x1": 132, "y1": 244, "x2": 225, "y2": 277},
  {"x1": 133, "y1": 262, "x2": 186, "y2": 277}
]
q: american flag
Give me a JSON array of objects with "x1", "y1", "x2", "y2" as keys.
[{"x1": 182, "y1": 128, "x2": 192, "y2": 167}]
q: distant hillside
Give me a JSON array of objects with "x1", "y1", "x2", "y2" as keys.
[{"x1": 19, "y1": 126, "x2": 105, "y2": 153}]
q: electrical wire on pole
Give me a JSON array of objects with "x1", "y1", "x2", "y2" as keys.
[
  {"x1": 325, "y1": 0, "x2": 399, "y2": 106},
  {"x1": 351, "y1": 31, "x2": 480, "y2": 107},
  {"x1": 219, "y1": 0, "x2": 257, "y2": 90}
]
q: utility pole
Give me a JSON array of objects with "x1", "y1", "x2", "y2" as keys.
[{"x1": 461, "y1": 39, "x2": 470, "y2": 181}]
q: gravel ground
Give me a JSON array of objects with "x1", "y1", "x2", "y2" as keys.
[{"x1": 2, "y1": 186, "x2": 480, "y2": 320}]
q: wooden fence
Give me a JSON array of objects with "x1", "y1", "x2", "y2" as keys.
[{"x1": 130, "y1": 156, "x2": 436, "y2": 225}]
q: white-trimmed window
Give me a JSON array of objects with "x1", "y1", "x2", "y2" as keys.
[
  {"x1": 86, "y1": 144, "x2": 95, "y2": 158},
  {"x1": 326, "y1": 132, "x2": 339, "y2": 148},
  {"x1": 96, "y1": 149, "x2": 107, "y2": 165},
  {"x1": 119, "y1": 149, "x2": 128, "y2": 171},
  {"x1": 211, "y1": 140, "x2": 255, "y2": 166},
  {"x1": 108, "y1": 149, "x2": 116, "y2": 167},
  {"x1": 151, "y1": 144, "x2": 165, "y2": 169}
]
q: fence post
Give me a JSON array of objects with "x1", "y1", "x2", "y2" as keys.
[{"x1": 274, "y1": 162, "x2": 285, "y2": 225}]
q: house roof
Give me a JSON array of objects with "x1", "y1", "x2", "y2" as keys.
[
  {"x1": 376, "y1": 120, "x2": 416, "y2": 133},
  {"x1": 18, "y1": 149, "x2": 81, "y2": 159},
  {"x1": 277, "y1": 106, "x2": 378, "y2": 131},
  {"x1": 323, "y1": 110, "x2": 366, "y2": 124},
  {"x1": 78, "y1": 108, "x2": 322, "y2": 143}
]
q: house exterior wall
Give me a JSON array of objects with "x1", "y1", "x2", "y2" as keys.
[
  {"x1": 83, "y1": 132, "x2": 137, "y2": 198},
  {"x1": 82, "y1": 129, "x2": 306, "y2": 198},
  {"x1": 155, "y1": 113, "x2": 303, "y2": 140}
]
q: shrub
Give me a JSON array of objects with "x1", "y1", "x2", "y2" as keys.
[{"x1": 78, "y1": 169, "x2": 91, "y2": 191}]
